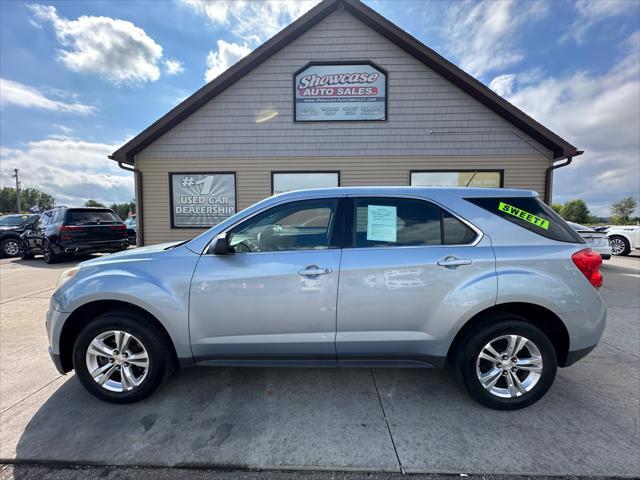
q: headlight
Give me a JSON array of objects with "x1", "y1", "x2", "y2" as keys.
[{"x1": 56, "y1": 267, "x2": 79, "y2": 288}]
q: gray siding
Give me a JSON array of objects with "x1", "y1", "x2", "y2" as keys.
[{"x1": 135, "y1": 8, "x2": 553, "y2": 245}]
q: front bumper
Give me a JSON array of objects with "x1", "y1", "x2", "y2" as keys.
[{"x1": 48, "y1": 346, "x2": 67, "y2": 374}]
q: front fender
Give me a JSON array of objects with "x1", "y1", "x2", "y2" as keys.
[{"x1": 51, "y1": 247, "x2": 199, "y2": 360}]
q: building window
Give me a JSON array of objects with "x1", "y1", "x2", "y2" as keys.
[
  {"x1": 272, "y1": 171, "x2": 340, "y2": 195},
  {"x1": 169, "y1": 172, "x2": 236, "y2": 228},
  {"x1": 410, "y1": 170, "x2": 503, "y2": 188}
]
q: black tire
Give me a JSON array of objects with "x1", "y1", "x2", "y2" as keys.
[
  {"x1": 43, "y1": 240, "x2": 59, "y2": 264},
  {"x1": 19, "y1": 248, "x2": 35, "y2": 260},
  {"x1": 453, "y1": 317, "x2": 557, "y2": 410},
  {"x1": 1, "y1": 238, "x2": 20, "y2": 257},
  {"x1": 609, "y1": 236, "x2": 631, "y2": 256},
  {"x1": 73, "y1": 311, "x2": 171, "y2": 403}
]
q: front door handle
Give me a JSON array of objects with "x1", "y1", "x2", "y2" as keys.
[
  {"x1": 437, "y1": 256, "x2": 472, "y2": 267},
  {"x1": 298, "y1": 265, "x2": 332, "y2": 276}
]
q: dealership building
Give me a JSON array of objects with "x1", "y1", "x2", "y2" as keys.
[{"x1": 109, "y1": 0, "x2": 581, "y2": 246}]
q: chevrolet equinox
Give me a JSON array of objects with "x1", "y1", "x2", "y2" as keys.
[{"x1": 46, "y1": 187, "x2": 606, "y2": 409}]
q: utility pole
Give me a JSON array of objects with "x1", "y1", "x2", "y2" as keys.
[{"x1": 12, "y1": 168, "x2": 21, "y2": 213}]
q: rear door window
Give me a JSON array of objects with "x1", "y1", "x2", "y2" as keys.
[
  {"x1": 66, "y1": 210, "x2": 120, "y2": 224},
  {"x1": 353, "y1": 197, "x2": 478, "y2": 248},
  {"x1": 466, "y1": 197, "x2": 584, "y2": 243}
]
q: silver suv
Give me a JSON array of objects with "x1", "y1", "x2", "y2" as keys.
[{"x1": 46, "y1": 187, "x2": 606, "y2": 409}]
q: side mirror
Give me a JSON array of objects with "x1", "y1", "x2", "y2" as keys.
[{"x1": 209, "y1": 234, "x2": 232, "y2": 255}]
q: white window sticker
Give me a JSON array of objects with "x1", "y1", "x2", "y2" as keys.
[{"x1": 367, "y1": 205, "x2": 397, "y2": 242}]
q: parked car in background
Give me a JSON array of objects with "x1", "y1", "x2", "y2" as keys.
[
  {"x1": 567, "y1": 222, "x2": 611, "y2": 259},
  {"x1": 0, "y1": 214, "x2": 39, "y2": 257},
  {"x1": 124, "y1": 214, "x2": 137, "y2": 246},
  {"x1": 605, "y1": 225, "x2": 640, "y2": 256},
  {"x1": 20, "y1": 207, "x2": 128, "y2": 263},
  {"x1": 47, "y1": 187, "x2": 605, "y2": 410}
]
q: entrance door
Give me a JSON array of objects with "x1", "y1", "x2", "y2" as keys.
[{"x1": 189, "y1": 198, "x2": 343, "y2": 365}]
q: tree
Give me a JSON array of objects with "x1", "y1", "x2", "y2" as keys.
[
  {"x1": 0, "y1": 187, "x2": 55, "y2": 213},
  {"x1": 84, "y1": 200, "x2": 106, "y2": 208},
  {"x1": 560, "y1": 199, "x2": 590, "y2": 223},
  {"x1": 551, "y1": 203, "x2": 563, "y2": 215},
  {"x1": 610, "y1": 197, "x2": 638, "y2": 225},
  {"x1": 109, "y1": 200, "x2": 136, "y2": 220}
]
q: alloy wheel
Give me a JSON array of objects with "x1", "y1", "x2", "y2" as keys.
[
  {"x1": 475, "y1": 334, "x2": 543, "y2": 399},
  {"x1": 609, "y1": 238, "x2": 626, "y2": 255},
  {"x1": 3, "y1": 240, "x2": 19, "y2": 256},
  {"x1": 85, "y1": 330, "x2": 149, "y2": 393}
]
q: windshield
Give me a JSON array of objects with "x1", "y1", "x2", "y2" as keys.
[
  {"x1": 65, "y1": 209, "x2": 121, "y2": 224},
  {"x1": 0, "y1": 215, "x2": 31, "y2": 226}
]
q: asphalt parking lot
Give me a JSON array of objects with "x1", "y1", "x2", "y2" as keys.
[{"x1": 0, "y1": 253, "x2": 638, "y2": 478}]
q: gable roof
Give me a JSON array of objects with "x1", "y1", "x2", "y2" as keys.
[{"x1": 109, "y1": 0, "x2": 581, "y2": 164}]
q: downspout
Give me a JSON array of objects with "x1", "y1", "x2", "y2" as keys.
[
  {"x1": 114, "y1": 159, "x2": 144, "y2": 247},
  {"x1": 544, "y1": 150, "x2": 583, "y2": 204}
]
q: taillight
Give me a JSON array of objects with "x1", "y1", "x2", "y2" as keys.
[
  {"x1": 572, "y1": 248, "x2": 603, "y2": 289},
  {"x1": 110, "y1": 224, "x2": 126, "y2": 229}
]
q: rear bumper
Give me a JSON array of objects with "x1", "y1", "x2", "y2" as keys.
[
  {"x1": 563, "y1": 344, "x2": 597, "y2": 367},
  {"x1": 55, "y1": 240, "x2": 128, "y2": 255}
]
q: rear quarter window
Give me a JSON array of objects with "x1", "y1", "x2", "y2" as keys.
[{"x1": 466, "y1": 197, "x2": 584, "y2": 243}]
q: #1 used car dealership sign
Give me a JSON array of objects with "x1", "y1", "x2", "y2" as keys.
[
  {"x1": 170, "y1": 173, "x2": 236, "y2": 228},
  {"x1": 294, "y1": 63, "x2": 386, "y2": 121}
]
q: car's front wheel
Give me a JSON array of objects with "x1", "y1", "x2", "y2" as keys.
[
  {"x1": 609, "y1": 236, "x2": 631, "y2": 256},
  {"x1": 1, "y1": 238, "x2": 20, "y2": 257},
  {"x1": 455, "y1": 318, "x2": 557, "y2": 410},
  {"x1": 73, "y1": 311, "x2": 170, "y2": 403}
]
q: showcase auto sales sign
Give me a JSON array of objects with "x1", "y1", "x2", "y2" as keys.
[{"x1": 294, "y1": 63, "x2": 386, "y2": 121}]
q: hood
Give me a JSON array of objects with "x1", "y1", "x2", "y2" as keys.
[
  {"x1": 0, "y1": 225, "x2": 20, "y2": 231},
  {"x1": 78, "y1": 240, "x2": 189, "y2": 267}
]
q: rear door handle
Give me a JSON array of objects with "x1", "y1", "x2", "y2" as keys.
[
  {"x1": 298, "y1": 265, "x2": 332, "y2": 276},
  {"x1": 437, "y1": 256, "x2": 472, "y2": 267}
]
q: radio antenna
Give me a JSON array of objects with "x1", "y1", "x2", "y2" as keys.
[{"x1": 465, "y1": 170, "x2": 478, "y2": 187}]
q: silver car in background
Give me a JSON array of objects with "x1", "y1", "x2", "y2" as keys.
[
  {"x1": 46, "y1": 187, "x2": 606, "y2": 410},
  {"x1": 567, "y1": 222, "x2": 612, "y2": 259}
]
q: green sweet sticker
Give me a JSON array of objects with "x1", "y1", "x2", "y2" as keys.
[{"x1": 498, "y1": 202, "x2": 549, "y2": 230}]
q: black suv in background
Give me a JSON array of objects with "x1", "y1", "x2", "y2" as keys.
[
  {"x1": 0, "y1": 214, "x2": 40, "y2": 257},
  {"x1": 20, "y1": 207, "x2": 128, "y2": 263}
]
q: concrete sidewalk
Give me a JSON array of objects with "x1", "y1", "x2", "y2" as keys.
[{"x1": 0, "y1": 255, "x2": 638, "y2": 477}]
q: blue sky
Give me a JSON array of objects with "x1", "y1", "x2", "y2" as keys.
[{"x1": 1, "y1": 0, "x2": 638, "y2": 216}]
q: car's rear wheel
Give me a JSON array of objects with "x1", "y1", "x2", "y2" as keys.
[
  {"x1": 43, "y1": 240, "x2": 59, "y2": 264},
  {"x1": 455, "y1": 318, "x2": 557, "y2": 410},
  {"x1": 609, "y1": 236, "x2": 630, "y2": 256},
  {"x1": 73, "y1": 311, "x2": 170, "y2": 403},
  {"x1": 1, "y1": 238, "x2": 20, "y2": 257}
]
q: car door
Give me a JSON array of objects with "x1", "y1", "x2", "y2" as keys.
[
  {"x1": 31, "y1": 211, "x2": 51, "y2": 250},
  {"x1": 336, "y1": 196, "x2": 497, "y2": 366},
  {"x1": 189, "y1": 197, "x2": 346, "y2": 365}
]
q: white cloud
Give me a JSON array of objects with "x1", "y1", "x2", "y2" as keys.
[
  {"x1": 489, "y1": 73, "x2": 516, "y2": 96},
  {"x1": 28, "y1": 4, "x2": 166, "y2": 85},
  {"x1": 181, "y1": 0, "x2": 320, "y2": 44},
  {"x1": 205, "y1": 39, "x2": 251, "y2": 82},
  {"x1": 505, "y1": 33, "x2": 640, "y2": 215},
  {"x1": 0, "y1": 137, "x2": 133, "y2": 206},
  {"x1": 563, "y1": 0, "x2": 632, "y2": 44},
  {"x1": 441, "y1": 0, "x2": 548, "y2": 78},
  {"x1": 164, "y1": 59, "x2": 184, "y2": 75},
  {"x1": 0, "y1": 78, "x2": 94, "y2": 114}
]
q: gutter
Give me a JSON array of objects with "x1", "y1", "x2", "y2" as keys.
[
  {"x1": 112, "y1": 158, "x2": 144, "y2": 247},
  {"x1": 544, "y1": 150, "x2": 583, "y2": 204}
]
